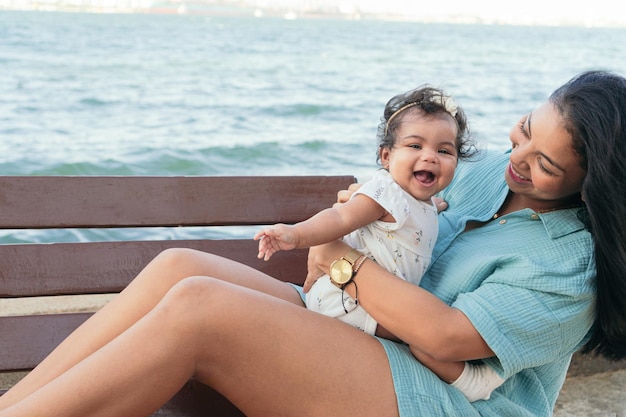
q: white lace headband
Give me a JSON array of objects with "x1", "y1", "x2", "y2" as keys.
[{"x1": 383, "y1": 93, "x2": 458, "y2": 138}]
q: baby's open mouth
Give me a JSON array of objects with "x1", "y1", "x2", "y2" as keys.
[{"x1": 414, "y1": 170, "x2": 436, "y2": 186}]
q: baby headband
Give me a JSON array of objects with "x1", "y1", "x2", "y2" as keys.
[{"x1": 383, "y1": 93, "x2": 458, "y2": 138}]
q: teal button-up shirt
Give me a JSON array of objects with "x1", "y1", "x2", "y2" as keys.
[{"x1": 379, "y1": 150, "x2": 595, "y2": 416}]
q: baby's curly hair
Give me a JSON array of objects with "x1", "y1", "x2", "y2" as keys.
[{"x1": 376, "y1": 85, "x2": 475, "y2": 163}]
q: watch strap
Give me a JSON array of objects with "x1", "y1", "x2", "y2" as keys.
[
  {"x1": 342, "y1": 249, "x2": 363, "y2": 265},
  {"x1": 352, "y1": 255, "x2": 367, "y2": 276}
]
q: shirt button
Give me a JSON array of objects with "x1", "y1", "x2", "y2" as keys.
[
  {"x1": 499, "y1": 219, "x2": 507, "y2": 225},
  {"x1": 530, "y1": 214, "x2": 539, "y2": 220}
]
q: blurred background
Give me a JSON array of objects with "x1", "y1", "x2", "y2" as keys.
[{"x1": 1, "y1": 2, "x2": 625, "y2": 241}]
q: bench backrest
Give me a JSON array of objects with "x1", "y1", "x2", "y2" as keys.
[
  {"x1": 0, "y1": 175, "x2": 356, "y2": 416},
  {"x1": 0, "y1": 175, "x2": 355, "y2": 299}
]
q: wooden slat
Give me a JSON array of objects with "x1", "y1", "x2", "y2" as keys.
[
  {"x1": 0, "y1": 316, "x2": 246, "y2": 416},
  {"x1": 0, "y1": 315, "x2": 246, "y2": 416},
  {"x1": 154, "y1": 380, "x2": 244, "y2": 417},
  {"x1": 0, "y1": 380, "x2": 245, "y2": 417},
  {"x1": 0, "y1": 313, "x2": 92, "y2": 371},
  {"x1": 0, "y1": 176, "x2": 355, "y2": 228},
  {"x1": 0, "y1": 240, "x2": 307, "y2": 298}
]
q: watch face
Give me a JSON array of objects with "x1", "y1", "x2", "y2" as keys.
[{"x1": 330, "y1": 259, "x2": 353, "y2": 285}]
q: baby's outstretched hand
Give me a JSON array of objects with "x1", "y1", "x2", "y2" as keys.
[{"x1": 253, "y1": 224, "x2": 298, "y2": 261}]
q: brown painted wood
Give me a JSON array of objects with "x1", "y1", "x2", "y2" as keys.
[
  {"x1": 0, "y1": 175, "x2": 356, "y2": 416},
  {"x1": 0, "y1": 240, "x2": 308, "y2": 297},
  {"x1": 0, "y1": 175, "x2": 355, "y2": 297},
  {"x1": 0, "y1": 313, "x2": 92, "y2": 371},
  {"x1": 0, "y1": 314, "x2": 246, "y2": 415},
  {"x1": 0, "y1": 176, "x2": 355, "y2": 228},
  {"x1": 0, "y1": 380, "x2": 245, "y2": 417},
  {"x1": 154, "y1": 380, "x2": 245, "y2": 417}
]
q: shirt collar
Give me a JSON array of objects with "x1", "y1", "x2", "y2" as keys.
[{"x1": 533, "y1": 207, "x2": 588, "y2": 239}]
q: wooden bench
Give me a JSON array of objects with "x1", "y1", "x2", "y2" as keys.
[
  {"x1": 1, "y1": 175, "x2": 624, "y2": 416},
  {"x1": 0, "y1": 175, "x2": 356, "y2": 416}
]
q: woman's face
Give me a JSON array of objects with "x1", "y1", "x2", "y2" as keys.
[{"x1": 506, "y1": 102, "x2": 586, "y2": 211}]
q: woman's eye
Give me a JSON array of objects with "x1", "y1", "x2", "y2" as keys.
[
  {"x1": 537, "y1": 158, "x2": 556, "y2": 176},
  {"x1": 518, "y1": 119, "x2": 530, "y2": 138}
]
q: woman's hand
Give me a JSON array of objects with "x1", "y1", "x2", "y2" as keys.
[
  {"x1": 334, "y1": 182, "x2": 361, "y2": 207},
  {"x1": 304, "y1": 240, "x2": 351, "y2": 292},
  {"x1": 432, "y1": 197, "x2": 448, "y2": 213}
]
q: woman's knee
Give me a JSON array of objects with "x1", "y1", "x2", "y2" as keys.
[
  {"x1": 144, "y1": 248, "x2": 208, "y2": 286},
  {"x1": 152, "y1": 247, "x2": 198, "y2": 270},
  {"x1": 159, "y1": 276, "x2": 230, "y2": 323},
  {"x1": 167, "y1": 275, "x2": 216, "y2": 298},
  {"x1": 155, "y1": 276, "x2": 256, "y2": 348}
]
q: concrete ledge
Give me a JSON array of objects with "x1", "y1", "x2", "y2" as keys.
[{"x1": 0, "y1": 294, "x2": 115, "y2": 317}]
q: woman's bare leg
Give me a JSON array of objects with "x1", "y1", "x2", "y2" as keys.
[
  {"x1": 0, "y1": 248, "x2": 303, "y2": 410},
  {"x1": 0, "y1": 276, "x2": 398, "y2": 417}
]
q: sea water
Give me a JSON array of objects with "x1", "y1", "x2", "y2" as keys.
[{"x1": 1, "y1": 10, "x2": 625, "y2": 241}]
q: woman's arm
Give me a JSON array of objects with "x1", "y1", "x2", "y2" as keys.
[
  {"x1": 308, "y1": 240, "x2": 494, "y2": 362},
  {"x1": 409, "y1": 348, "x2": 465, "y2": 383}
]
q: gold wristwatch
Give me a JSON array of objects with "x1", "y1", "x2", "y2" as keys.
[{"x1": 329, "y1": 249, "x2": 364, "y2": 288}]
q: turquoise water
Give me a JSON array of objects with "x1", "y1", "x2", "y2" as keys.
[{"x1": 1, "y1": 10, "x2": 626, "y2": 241}]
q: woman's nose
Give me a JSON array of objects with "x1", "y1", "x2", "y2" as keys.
[
  {"x1": 510, "y1": 139, "x2": 533, "y2": 170},
  {"x1": 511, "y1": 136, "x2": 529, "y2": 155}
]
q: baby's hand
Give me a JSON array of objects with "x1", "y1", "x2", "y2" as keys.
[{"x1": 253, "y1": 224, "x2": 298, "y2": 261}]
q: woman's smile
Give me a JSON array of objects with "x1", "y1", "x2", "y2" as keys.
[{"x1": 507, "y1": 163, "x2": 531, "y2": 184}]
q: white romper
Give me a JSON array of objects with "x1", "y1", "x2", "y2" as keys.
[{"x1": 306, "y1": 169, "x2": 438, "y2": 334}]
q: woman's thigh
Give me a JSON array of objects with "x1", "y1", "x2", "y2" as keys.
[
  {"x1": 127, "y1": 247, "x2": 305, "y2": 306},
  {"x1": 167, "y1": 276, "x2": 399, "y2": 417}
]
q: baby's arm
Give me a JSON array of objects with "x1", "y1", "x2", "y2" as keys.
[
  {"x1": 254, "y1": 194, "x2": 386, "y2": 261},
  {"x1": 254, "y1": 223, "x2": 300, "y2": 261}
]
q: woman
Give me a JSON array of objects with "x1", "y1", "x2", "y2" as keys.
[{"x1": 0, "y1": 70, "x2": 625, "y2": 416}]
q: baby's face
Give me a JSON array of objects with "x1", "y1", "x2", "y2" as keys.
[{"x1": 380, "y1": 112, "x2": 458, "y2": 202}]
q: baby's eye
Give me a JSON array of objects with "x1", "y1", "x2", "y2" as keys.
[{"x1": 409, "y1": 144, "x2": 422, "y2": 149}]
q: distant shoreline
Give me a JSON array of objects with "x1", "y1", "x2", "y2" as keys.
[{"x1": 2, "y1": 3, "x2": 625, "y2": 28}]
